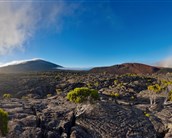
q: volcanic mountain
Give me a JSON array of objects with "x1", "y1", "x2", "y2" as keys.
[
  {"x1": 0, "y1": 59, "x2": 62, "y2": 73},
  {"x1": 90, "y1": 63, "x2": 161, "y2": 74}
]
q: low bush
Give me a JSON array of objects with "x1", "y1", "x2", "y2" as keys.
[
  {"x1": 56, "y1": 89, "x2": 62, "y2": 95},
  {"x1": 130, "y1": 96, "x2": 135, "y2": 100},
  {"x1": 67, "y1": 87, "x2": 99, "y2": 103},
  {"x1": 0, "y1": 108, "x2": 8, "y2": 136},
  {"x1": 47, "y1": 94, "x2": 52, "y2": 97},
  {"x1": 22, "y1": 96, "x2": 29, "y2": 100},
  {"x1": 168, "y1": 90, "x2": 172, "y2": 101},
  {"x1": 94, "y1": 82, "x2": 99, "y2": 87},
  {"x1": 3, "y1": 94, "x2": 11, "y2": 99},
  {"x1": 148, "y1": 84, "x2": 161, "y2": 93},
  {"x1": 114, "y1": 80, "x2": 118, "y2": 85},
  {"x1": 144, "y1": 113, "x2": 150, "y2": 117},
  {"x1": 110, "y1": 92, "x2": 120, "y2": 98}
]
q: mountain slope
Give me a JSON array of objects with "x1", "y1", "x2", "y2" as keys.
[
  {"x1": 90, "y1": 63, "x2": 161, "y2": 74},
  {"x1": 0, "y1": 59, "x2": 62, "y2": 73}
]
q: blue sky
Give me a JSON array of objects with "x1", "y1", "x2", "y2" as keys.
[{"x1": 1, "y1": 0, "x2": 172, "y2": 67}]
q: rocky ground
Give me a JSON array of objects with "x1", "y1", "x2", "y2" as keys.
[
  {"x1": 0, "y1": 72, "x2": 172, "y2": 138},
  {"x1": 1, "y1": 95, "x2": 172, "y2": 138}
]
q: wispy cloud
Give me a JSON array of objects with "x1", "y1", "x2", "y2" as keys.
[
  {"x1": 0, "y1": 1, "x2": 78, "y2": 55},
  {"x1": 157, "y1": 56, "x2": 172, "y2": 68}
]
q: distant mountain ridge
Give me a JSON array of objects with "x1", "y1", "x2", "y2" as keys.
[
  {"x1": 0, "y1": 59, "x2": 62, "y2": 73},
  {"x1": 0, "y1": 59, "x2": 172, "y2": 74},
  {"x1": 90, "y1": 63, "x2": 161, "y2": 74}
]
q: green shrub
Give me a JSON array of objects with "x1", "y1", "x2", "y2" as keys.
[
  {"x1": 143, "y1": 111, "x2": 151, "y2": 117},
  {"x1": 114, "y1": 80, "x2": 118, "y2": 85},
  {"x1": 47, "y1": 94, "x2": 52, "y2": 97},
  {"x1": 22, "y1": 96, "x2": 29, "y2": 100},
  {"x1": 3, "y1": 94, "x2": 11, "y2": 99},
  {"x1": 67, "y1": 87, "x2": 99, "y2": 103},
  {"x1": 148, "y1": 84, "x2": 161, "y2": 93},
  {"x1": 56, "y1": 89, "x2": 62, "y2": 95},
  {"x1": 117, "y1": 83, "x2": 124, "y2": 87},
  {"x1": 0, "y1": 108, "x2": 8, "y2": 136},
  {"x1": 147, "y1": 79, "x2": 152, "y2": 82},
  {"x1": 87, "y1": 83, "x2": 92, "y2": 88},
  {"x1": 145, "y1": 113, "x2": 150, "y2": 117},
  {"x1": 168, "y1": 90, "x2": 172, "y2": 101},
  {"x1": 130, "y1": 96, "x2": 135, "y2": 100},
  {"x1": 110, "y1": 92, "x2": 120, "y2": 98},
  {"x1": 94, "y1": 82, "x2": 99, "y2": 87}
]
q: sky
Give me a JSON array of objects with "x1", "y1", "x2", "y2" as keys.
[{"x1": 1, "y1": 0, "x2": 172, "y2": 67}]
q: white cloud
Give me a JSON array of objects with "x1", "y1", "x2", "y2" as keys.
[
  {"x1": 0, "y1": 1, "x2": 75, "y2": 55},
  {"x1": 0, "y1": 2, "x2": 37, "y2": 55},
  {"x1": 157, "y1": 57, "x2": 172, "y2": 68},
  {"x1": 0, "y1": 58, "x2": 43, "y2": 67}
]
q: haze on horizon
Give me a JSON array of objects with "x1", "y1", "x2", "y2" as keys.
[{"x1": 0, "y1": 0, "x2": 172, "y2": 68}]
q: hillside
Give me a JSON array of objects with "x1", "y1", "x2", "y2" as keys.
[{"x1": 90, "y1": 63, "x2": 161, "y2": 74}]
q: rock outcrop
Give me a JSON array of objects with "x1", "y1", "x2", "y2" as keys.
[{"x1": 0, "y1": 97, "x2": 160, "y2": 138}]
